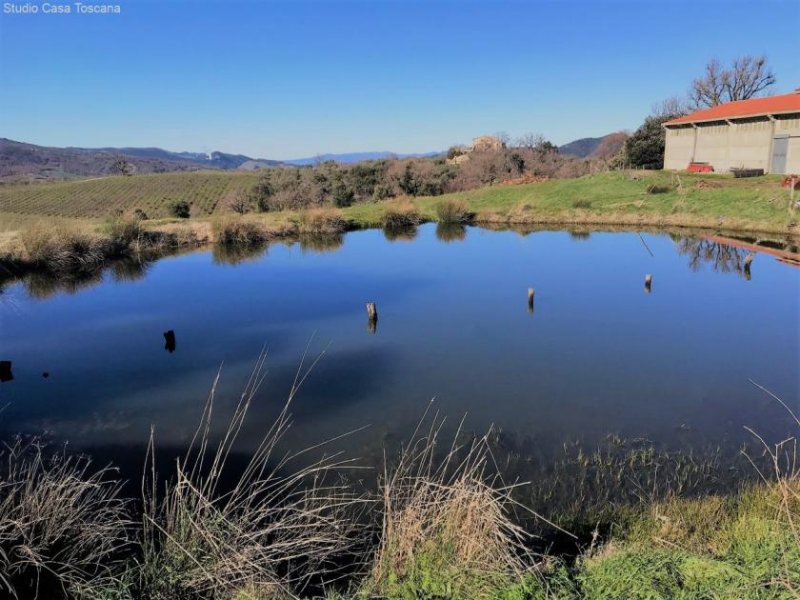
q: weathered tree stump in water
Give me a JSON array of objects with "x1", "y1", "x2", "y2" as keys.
[
  {"x1": 163, "y1": 330, "x2": 176, "y2": 353},
  {"x1": 644, "y1": 274, "x2": 653, "y2": 293},
  {"x1": 366, "y1": 303, "x2": 378, "y2": 334},
  {"x1": 0, "y1": 361, "x2": 12, "y2": 383}
]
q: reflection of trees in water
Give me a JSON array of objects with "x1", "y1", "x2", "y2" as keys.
[
  {"x1": 23, "y1": 269, "x2": 105, "y2": 300},
  {"x1": 568, "y1": 230, "x2": 592, "y2": 241},
  {"x1": 109, "y1": 258, "x2": 150, "y2": 283},
  {"x1": 676, "y1": 238, "x2": 750, "y2": 277},
  {"x1": 383, "y1": 225, "x2": 418, "y2": 242},
  {"x1": 212, "y1": 242, "x2": 268, "y2": 266},
  {"x1": 299, "y1": 233, "x2": 344, "y2": 254},
  {"x1": 435, "y1": 223, "x2": 466, "y2": 243}
]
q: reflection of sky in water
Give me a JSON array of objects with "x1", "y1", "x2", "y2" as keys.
[{"x1": 0, "y1": 226, "x2": 798, "y2": 466}]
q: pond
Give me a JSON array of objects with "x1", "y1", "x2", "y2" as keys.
[{"x1": 0, "y1": 224, "x2": 798, "y2": 478}]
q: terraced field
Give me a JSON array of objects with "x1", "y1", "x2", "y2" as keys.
[{"x1": 0, "y1": 171, "x2": 261, "y2": 219}]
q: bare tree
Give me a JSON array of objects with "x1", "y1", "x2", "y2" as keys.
[
  {"x1": 727, "y1": 55, "x2": 776, "y2": 102},
  {"x1": 690, "y1": 55, "x2": 775, "y2": 108},
  {"x1": 652, "y1": 96, "x2": 690, "y2": 118},
  {"x1": 111, "y1": 154, "x2": 133, "y2": 176},
  {"x1": 226, "y1": 190, "x2": 252, "y2": 214},
  {"x1": 515, "y1": 133, "x2": 547, "y2": 151}
]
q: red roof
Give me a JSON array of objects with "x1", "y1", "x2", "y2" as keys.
[{"x1": 665, "y1": 90, "x2": 800, "y2": 126}]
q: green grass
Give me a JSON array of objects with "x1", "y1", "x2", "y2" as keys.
[
  {"x1": 1, "y1": 170, "x2": 797, "y2": 270},
  {"x1": 1, "y1": 170, "x2": 795, "y2": 234}
]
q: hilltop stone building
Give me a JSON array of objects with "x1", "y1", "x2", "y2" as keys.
[{"x1": 663, "y1": 90, "x2": 800, "y2": 174}]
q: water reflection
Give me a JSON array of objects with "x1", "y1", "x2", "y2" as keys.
[
  {"x1": 383, "y1": 224, "x2": 418, "y2": 242},
  {"x1": 299, "y1": 233, "x2": 344, "y2": 254},
  {"x1": 676, "y1": 238, "x2": 751, "y2": 278},
  {"x1": 212, "y1": 242, "x2": 269, "y2": 266},
  {"x1": 568, "y1": 230, "x2": 592, "y2": 241},
  {"x1": 23, "y1": 268, "x2": 105, "y2": 300},
  {"x1": 435, "y1": 223, "x2": 467, "y2": 243},
  {"x1": 109, "y1": 258, "x2": 150, "y2": 283}
]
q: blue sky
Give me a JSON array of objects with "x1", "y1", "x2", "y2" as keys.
[{"x1": 1, "y1": 0, "x2": 798, "y2": 159}]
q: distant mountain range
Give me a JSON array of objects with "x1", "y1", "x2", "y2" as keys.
[
  {"x1": 0, "y1": 134, "x2": 624, "y2": 182},
  {"x1": 285, "y1": 151, "x2": 441, "y2": 166},
  {"x1": 0, "y1": 138, "x2": 289, "y2": 181}
]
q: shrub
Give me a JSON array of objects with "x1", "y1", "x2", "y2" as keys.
[
  {"x1": 169, "y1": 201, "x2": 191, "y2": 219},
  {"x1": 435, "y1": 199, "x2": 473, "y2": 224},
  {"x1": 104, "y1": 214, "x2": 143, "y2": 248},
  {"x1": 226, "y1": 191, "x2": 252, "y2": 214}
]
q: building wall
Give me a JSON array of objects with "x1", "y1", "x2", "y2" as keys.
[
  {"x1": 776, "y1": 115, "x2": 800, "y2": 174},
  {"x1": 664, "y1": 114, "x2": 800, "y2": 173},
  {"x1": 663, "y1": 127, "x2": 695, "y2": 170}
]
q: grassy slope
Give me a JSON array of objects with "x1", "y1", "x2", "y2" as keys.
[
  {"x1": 0, "y1": 171, "x2": 797, "y2": 255},
  {"x1": 325, "y1": 481, "x2": 798, "y2": 600}
]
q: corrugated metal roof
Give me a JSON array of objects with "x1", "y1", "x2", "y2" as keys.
[{"x1": 664, "y1": 90, "x2": 800, "y2": 126}]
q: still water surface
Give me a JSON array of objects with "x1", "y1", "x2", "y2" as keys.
[{"x1": 1, "y1": 225, "x2": 798, "y2": 469}]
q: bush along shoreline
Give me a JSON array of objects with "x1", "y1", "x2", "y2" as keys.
[{"x1": 0, "y1": 359, "x2": 797, "y2": 600}]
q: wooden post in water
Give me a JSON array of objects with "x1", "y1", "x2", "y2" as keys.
[
  {"x1": 366, "y1": 303, "x2": 378, "y2": 334},
  {"x1": 644, "y1": 274, "x2": 653, "y2": 293},
  {"x1": 527, "y1": 288, "x2": 535, "y2": 313}
]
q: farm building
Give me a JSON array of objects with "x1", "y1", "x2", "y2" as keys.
[{"x1": 663, "y1": 89, "x2": 800, "y2": 174}]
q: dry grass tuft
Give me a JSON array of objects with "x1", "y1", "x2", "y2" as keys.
[
  {"x1": 367, "y1": 410, "x2": 540, "y2": 599},
  {"x1": 0, "y1": 439, "x2": 130, "y2": 599},
  {"x1": 18, "y1": 223, "x2": 106, "y2": 271},
  {"x1": 382, "y1": 202, "x2": 422, "y2": 229},
  {"x1": 295, "y1": 208, "x2": 347, "y2": 235},
  {"x1": 211, "y1": 216, "x2": 269, "y2": 246},
  {"x1": 435, "y1": 199, "x2": 473, "y2": 224},
  {"x1": 142, "y1": 352, "x2": 362, "y2": 599}
]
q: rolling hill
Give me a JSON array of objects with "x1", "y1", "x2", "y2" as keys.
[{"x1": 0, "y1": 138, "x2": 287, "y2": 182}]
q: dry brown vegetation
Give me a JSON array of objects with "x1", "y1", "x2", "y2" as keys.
[
  {"x1": 382, "y1": 201, "x2": 423, "y2": 229},
  {"x1": 140, "y1": 353, "x2": 362, "y2": 599},
  {"x1": 0, "y1": 439, "x2": 130, "y2": 599}
]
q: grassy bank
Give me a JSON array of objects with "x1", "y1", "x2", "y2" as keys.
[{"x1": 1, "y1": 170, "x2": 797, "y2": 285}]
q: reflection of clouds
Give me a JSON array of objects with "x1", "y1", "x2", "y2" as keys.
[{"x1": 38, "y1": 410, "x2": 133, "y2": 439}]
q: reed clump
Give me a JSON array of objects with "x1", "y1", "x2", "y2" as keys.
[
  {"x1": 0, "y1": 439, "x2": 130, "y2": 599},
  {"x1": 435, "y1": 199, "x2": 473, "y2": 224},
  {"x1": 366, "y1": 413, "x2": 537, "y2": 599},
  {"x1": 19, "y1": 223, "x2": 106, "y2": 272},
  {"x1": 139, "y1": 353, "x2": 361, "y2": 599},
  {"x1": 211, "y1": 216, "x2": 269, "y2": 246},
  {"x1": 382, "y1": 202, "x2": 422, "y2": 229},
  {"x1": 295, "y1": 207, "x2": 347, "y2": 235}
]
